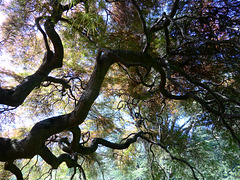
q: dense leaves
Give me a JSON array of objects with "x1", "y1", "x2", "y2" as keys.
[{"x1": 0, "y1": 0, "x2": 239, "y2": 179}]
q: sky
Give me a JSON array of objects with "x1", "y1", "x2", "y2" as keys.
[
  {"x1": 0, "y1": 7, "x2": 13, "y2": 70},
  {"x1": 0, "y1": 6, "x2": 35, "y2": 132},
  {"x1": 0, "y1": 0, "x2": 191, "y2": 134}
]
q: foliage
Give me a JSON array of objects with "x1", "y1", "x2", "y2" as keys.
[{"x1": 0, "y1": 0, "x2": 239, "y2": 179}]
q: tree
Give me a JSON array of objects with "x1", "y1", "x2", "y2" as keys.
[{"x1": 0, "y1": 0, "x2": 239, "y2": 179}]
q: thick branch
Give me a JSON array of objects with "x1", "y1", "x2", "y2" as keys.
[
  {"x1": 39, "y1": 146, "x2": 77, "y2": 169},
  {"x1": 68, "y1": 49, "x2": 154, "y2": 127},
  {"x1": 44, "y1": 76, "x2": 71, "y2": 89},
  {"x1": 0, "y1": 74, "x2": 48, "y2": 107},
  {"x1": 35, "y1": 16, "x2": 51, "y2": 52},
  {"x1": 0, "y1": 18, "x2": 64, "y2": 107},
  {"x1": 0, "y1": 49, "x2": 156, "y2": 162},
  {"x1": 0, "y1": 44, "x2": 238, "y2": 180},
  {"x1": 75, "y1": 131, "x2": 143, "y2": 155},
  {"x1": 152, "y1": 59, "x2": 189, "y2": 100},
  {"x1": 4, "y1": 162, "x2": 23, "y2": 180},
  {"x1": 44, "y1": 19, "x2": 64, "y2": 68}
]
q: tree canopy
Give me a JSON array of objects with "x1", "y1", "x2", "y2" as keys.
[{"x1": 0, "y1": 0, "x2": 239, "y2": 179}]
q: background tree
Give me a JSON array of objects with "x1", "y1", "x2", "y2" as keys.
[{"x1": 0, "y1": 0, "x2": 239, "y2": 179}]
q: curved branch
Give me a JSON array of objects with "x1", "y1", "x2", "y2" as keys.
[
  {"x1": 131, "y1": 0, "x2": 149, "y2": 53},
  {"x1": 44, "y1": 19, "x2": 64, "y2": 68},
  {"x1": 0, "y1": 73, "x2": 49, "y2": 107},
  {"x1": 169, "y1": 63, "x2": 240, "y2": 119},
  {"x1": 152, "y1": 59, "x2": 189, "y2": 100},
  {"x1": 39, "y1": 146, "x2": 77, "y2": 169},
  {"x1": 39, "y1": 146, "x2": 86, "y2": 180},
  {"x1": 58, "y1": 138, "x2": 72, "y2": 154},
  {"x1": 35, "y1": 16, "x2": 51, "y2": 52},
  {"x1": 0, "y1": 49, "x2": 150, "y2": 161},
  {"x1": 4, "y1": 161, "x2": 23, "y2": 180},
  {"x1": 136, "y1": 66, "x2": 154, "y2": 88},
  {"x1": 44, "y1": 76, "x2": 71, "y2": 89},
  {"x1": 140, "y1": 134, "x2": 204, "y2": 180},
  {"x1": 149, "y1": 0, "x2": 179, "y2": 33},
  {"x1": 0, "y1": 18, "x2": 64, "y2": 107},
  {"x1": 1, "y1": 46, "x2": 237, "y2": 180},
  {"x1": 75, "y1": 131, "x2": 143, "y2": 155}
]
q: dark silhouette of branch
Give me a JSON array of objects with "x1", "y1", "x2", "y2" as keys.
[
  {"x1": 35, "y1": 16, "x2": 51, "y2": 52},
  {"x1": 75, "y1": 131, "x2": 144, "y2": 155},
  {"x1": 0, "y1": 1, "x2": 239, "y2": 178},
  {"x1": 131, "y1": 0, "x2": 149, "y2": 53},
  {"x1": 140, "y1": 134, "x2": 205, "y2": 180},
  {"x1": 4, "y1": 161, "x2": 23, "y2": 180},
  {"x1": 149, "y1": 0, "x2": 179, "y2": 33},
  {"x1": 44, "y1": 76, "x2": 71, "y2": 89},
  {"x1": 0, "y1": 17, "x2": 63, "y2": 107}
]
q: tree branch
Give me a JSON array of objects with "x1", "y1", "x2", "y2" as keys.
[
  {"x1": 140, "y1": 134, "x2": 204, "y2": 180},
  {"x1": 74, "y1": 131, "x2": 143, "y2": 155},
  {"x1": 149, "y1": 0, "x2": 179, "y2": 33},
  {"x1": 152, "y1": 59, "x2": 189, "y2": 100},
  {"x1": 4, "y1": 161, "x2": 23, "y2": 180},
  {"x1": 44, "y1": 76, "x2": 71, "y2": 89},
  {"x1": 131, "y1": 0, "x2": 149, "y2": 53},
  {"x1": 35, "y1": 16, "x2": 51, "y2": 52},
  {"x1": 0, "y1": 17, "x2": 64, "y2": 107}
]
